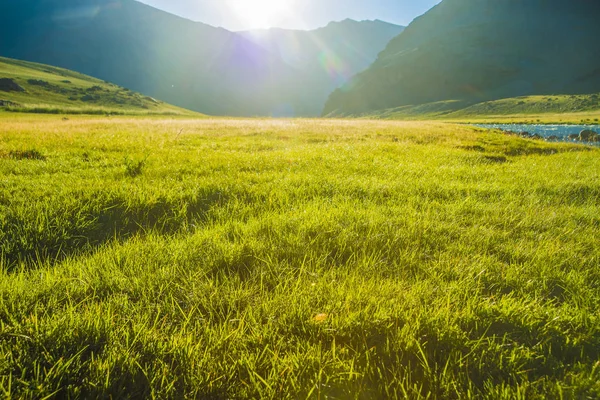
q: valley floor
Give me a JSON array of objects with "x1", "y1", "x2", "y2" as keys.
[{"x1": 0, "y1": 114, "x2": 599, "y2": 398}]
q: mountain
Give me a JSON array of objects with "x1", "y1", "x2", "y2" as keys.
[
  {"x1": 323, "y1": 0, "x2": 600, "y2": 116},
  {"x1": 0, "y1": 0, "x2": 403, "y2": 117},
  {"x1": 0, "y1": 0, "x2": 291, "y2": 116},
  {"x1": 0, "y1": 56, "x2": 195, "y2": 115},
  {"x1": 240, "y1": 19, "x2": 404, "y2": 115}
]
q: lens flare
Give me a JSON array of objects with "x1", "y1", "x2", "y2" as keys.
[{"x1": 318, "y1": 51, "x2": 351, "y2": 86}]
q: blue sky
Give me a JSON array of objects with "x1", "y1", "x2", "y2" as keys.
[{"x1": 136, "y1": 0, "x2": 442, "y2": 31}]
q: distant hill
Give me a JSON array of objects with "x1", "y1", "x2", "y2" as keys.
[
  {"x1": 0, "y1": 0, "x2": 403, "y2": 116},
  {"x1": 0, "y1": 56, "x2": 194, "y2": 115},
  {"x1": 240, "y1": 20, "x2": 404, "y2": 116},
  {"x1": 323, "y1": 0, "x2": 600, "y2": 116}
]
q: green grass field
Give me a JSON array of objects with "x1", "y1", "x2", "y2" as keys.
[
  {"x1": 0, "y1": 57, "x2": 196, "y2": 116},
  {"x1": 1, "y1": 113, "x2": 599, "y2": 399}
]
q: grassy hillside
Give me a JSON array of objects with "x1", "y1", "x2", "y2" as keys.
[
  {"x1": 323, "y1": 0, "x2": 600, "y2": 116},
  {"x1": 1, "y1": 114, "x2": 599, "y2": 398},
  {"x1": 0, "y1": 57, "x2": 196, "y2": 115},
  {"x1": 351, "y1": 94, "x2": 600, "y2": 124}
]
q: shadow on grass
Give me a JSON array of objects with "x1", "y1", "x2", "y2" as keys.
[
  {"x1": 0, "y1": 189, "x2": 228, "y2": 272},
  {"x1": 459, "y1": 132, "x2": 597, "y2": 159}
]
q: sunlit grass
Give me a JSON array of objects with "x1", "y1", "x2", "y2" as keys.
[
  {"x1": 1, "y1": 114, "x2": 599, "y2": 398},
  {"x1": 362, "y1": 94, "x2": 600, "y2": 124}
]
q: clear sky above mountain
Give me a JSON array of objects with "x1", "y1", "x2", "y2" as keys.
[{"x1": 136, "y1": 0, "x2": 442, "y2": 31}]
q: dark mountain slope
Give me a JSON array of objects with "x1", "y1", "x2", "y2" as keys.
[
  {"x1": 0, "y1": 1, "x2": 403, "y2": 116},
  {"x1": 323, "y1": 0, "x2": 600, "y2": 116},
  {"x1": 0, "y1": 0, "x2": 294, "y2": 116}
]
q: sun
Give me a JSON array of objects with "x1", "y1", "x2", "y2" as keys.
[{"x1": 228, "y1": 0, "x2": 296, "y2": 30}]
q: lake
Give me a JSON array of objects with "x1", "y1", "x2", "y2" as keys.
[{"x1": 475, "y1": 124, "x2": 599, "y2": 143}]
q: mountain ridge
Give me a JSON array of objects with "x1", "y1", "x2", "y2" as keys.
[
  {"x1": 239, "y1": 19, "x2": 405, "y2": 115},
  {"x1": 238, "y1": 18, "x2": 400, "y2": 34},
  {"x1": 0, "y1": 0, "x2": 404, "y2": 116},
  {"x1": 323, "y1": 0, "x2": 600, "y2": 116}
]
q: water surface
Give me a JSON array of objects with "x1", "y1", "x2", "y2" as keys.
[{"x1": 475, "y1": 124, "x2": 599, "y2": 143}]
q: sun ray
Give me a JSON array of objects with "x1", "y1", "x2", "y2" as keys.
[{"x1": 227, "y1": 0, "x2": 296, "y2": 30}]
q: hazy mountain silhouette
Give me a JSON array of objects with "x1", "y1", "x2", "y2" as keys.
[
  {"x1": 240, "y1": 19, "x2": 404, "y2": 115},
  {"x1": 0, "y1": 0, "x2": 403, "y2": 116},
  {"x1": 323, "y1": 0, "x2": 600, "y2": 116}
]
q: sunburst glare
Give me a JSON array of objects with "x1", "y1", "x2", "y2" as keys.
[{"x1": 227, "y1": 0, "x2": 297, "y2": 29}]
